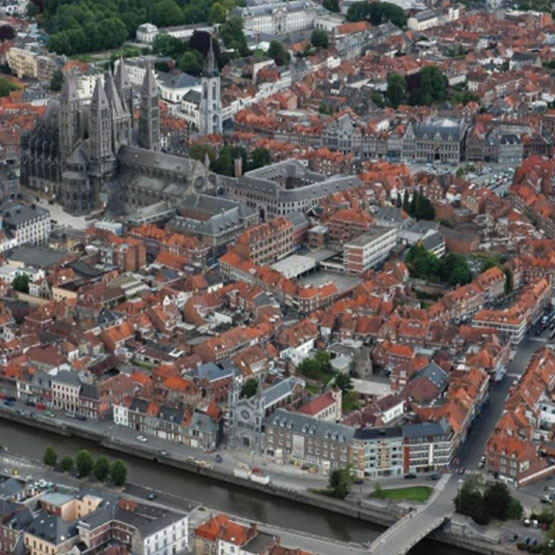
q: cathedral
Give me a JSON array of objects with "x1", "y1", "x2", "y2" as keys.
[{"x1": 21, "y1": 60, "x2": 207, "y2": 216}]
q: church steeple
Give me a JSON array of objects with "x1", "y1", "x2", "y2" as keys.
[
  {"x1": 104, "y1": 71, "x2": 131, "y2": 151},
  {"x1": 138, "y1": 62, "x2": 160, "y2": 151},
  {"x1": 199, "y1": 36, "x2": 222, "y2": 136}
]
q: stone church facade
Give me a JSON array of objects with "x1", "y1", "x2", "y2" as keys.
[{"x1": 21, "y1": 60, "x2": 207, "y2": 215}]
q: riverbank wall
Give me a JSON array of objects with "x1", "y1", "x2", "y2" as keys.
[{"x1": 0, "y1": 411, "x2": 512, "y2": 555}]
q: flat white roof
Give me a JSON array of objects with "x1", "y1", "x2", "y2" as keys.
[{"x1": 271, "y1": 254, "x2": 316, "y2": 279}]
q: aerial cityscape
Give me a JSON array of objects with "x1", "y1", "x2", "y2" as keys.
[{"x1": 0, "y1": 0, "x2": 551, "y2": 553}]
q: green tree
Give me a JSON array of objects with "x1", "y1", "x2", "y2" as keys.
[
  {"x1": 179, "y1": 50, "x2": 203, "y2": 76},
  {"x1": 248, "y1": 147, "x2": 271, "y2": 171},
  {"x1": 507, "y1": 497, "x2": 524, "y2": 520},
  {"x1": 59, "y1": 456, "x2": 74, "y2": 473},
  {"x1": 110, "y1": 459, "x2": 127, "y2": 486},
  {"x1": 0, "y1": 76, "x2": 18, "y2": 97},
  {"x1": 12, "y1": 274, "x2": 29, "y2": 293},
  {"x1": 50, "y1": 69, "x2": 63, "y2": 92},
  {"x1": 439, "y1": 253, "x2": 472, "y2": 286},
  {"x1": 483, "y1": 482, "x2": 512, "y2": 521},
  {"x1": 43, "y1": 447, "x2": 57, "y2": 467},
  {"x1": 386, "y1": 73, "x2": 406, "y2": 108},
  {"x1": 323, "y1": 0, "x2": 340, "y2": 11},
  {"x1": 189, "y1": 143, "x2": 215, "y2": 163},
  {"x1": 267, "y1": 40, "x2": 290, "y2": 66},
  {"x1": 407, "y1": 66, "x2": 448, "y2": 106},
  {"x1": 93, "y1": 456, "x2": 110, "y2": 481},
  {"x1": 334, "y1": 373, "x2": 353, "y2": 395},
  {"x1": 310, "y1": 29, "x2": 329, "y2": 49},
  {"x1": 152, "y1": 0, "x2": 184, "y2": 27},
  {"x1": 242, "y1": 378, "x2": 258, "y2": 398},
  {"x1": 454, "y1": 475, "x2": 489, "y2": 524},
  {"x1": 346, "y1": 1, "x2": 406, "y2": 27},
  {"x1": 504, "y1": 267, "x2": 513, "y2": 294},
  {"x1": 208, "y1": 2, "x2": 227, "y2": 23},
  {"x1": 220, "y1": 17, "x2": 249, "y2": 56},
  {"x1": 371, "y1": 91, "x2": 385, "y2": 108},
  {"x1": 328, "y1": 467, "x2": 354, "y2": 498},
  {"x1": 75, "y1": 450, "x2": 94, "y2": 478}
]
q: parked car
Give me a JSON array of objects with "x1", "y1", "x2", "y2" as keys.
[
  {"x1": 523, "y1": 518, "x2": 531, "y2": 527},
  {"x1": 35, "y1": 403, "x2": 45, "y2": 410},
  {"x1": 509, "y1": 534, "x2": 518, "y2": 542},
  {"x1": 25, "y1": 400, "x2": 35, "y2": 407},
  {"x1": 427, "y1": 474, "x2": 441, "y2": 481},
  {"x1": 45, "y1": 411, "x2": 55, "y2": 418},
  {"x1": 404, "y1": 473, "x2": 417, "y2": 479},
  {"x1": 158, "y1": 450, "x2": 168, "y2": 456},
  {"x1": 29, "y1": 412, "x2": 36, "y2": 419},
  {"x1": 215, "y1": 454, "x2": 222, "y2": 463},
  {"x1": 137, "y1": 435, "x2": 147, "y2": 443},
  {"x1": 17, "y1": 409, "x2": 26, "y2": 416},
  {"x1": 3, "y1": 400, "x2": 13, "y2": 407},
  {"x1": 75, "y1": 414, "x2": 87, "y2": 422},
  {"x1": 147, "y1": 493, "x2": 157, "y2": 500}
]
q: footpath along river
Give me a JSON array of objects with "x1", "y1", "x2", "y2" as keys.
[{"x1": 0, "y1": 419, "x2": 474, "y2": 555}]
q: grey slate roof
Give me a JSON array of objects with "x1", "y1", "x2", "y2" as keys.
[
  {"x1": 0, "y1": 201, "x2": 49, "y2": 227},
  {"x1": 411, "y1": 361, "x2": 448, "y2": 391},
  {"x1": 269, "y1": 409, "x2": 355, "y2": 442}
]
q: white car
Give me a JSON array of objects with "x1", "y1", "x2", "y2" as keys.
[{"x1": 136, "y1": 435, "x2": 148, "y2": 443}]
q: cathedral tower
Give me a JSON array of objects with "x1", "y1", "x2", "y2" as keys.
[
  {"x1": 114, "y1": 57, "x2": 133, "y2": 119},
  {"x1": 104, "y1": 71, "x2": 131, "y2": 151},
  {"x1": 58, "y1": 71, "x2": 80, "y2": 162},
  {"x1": 199, "y1": 37, "x2": 222, "y2": 136},
  {"x1": 138, "y1": 63, "x2": 160, "y2": 151},
  {"x1": 89, "y1": 77, "x2": 115, "y2": 178}
]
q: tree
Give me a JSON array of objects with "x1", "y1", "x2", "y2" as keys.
[
  {"x1": 12, "y1": 274, "x2": 29, "y2": 293},
  {"x1": 50, "y1": 69, "x2": 63, "y2": 92},
  {"x1": 454, "y1": 475, "x2": 489, "y2": 525},
  {"x1": 296, "y1": 350, "x2": 333, "y2": 381},
  {"x1": 93, "y1": 456, "x2": 110, "y2": 481},
  {"x1": 0, "y1": 76, "x2": 18, "y2": 98},
  {"x1": 439, "y1": 253, "x2": 472, "y2": 286},
  {"x1": 220, "y1": 17, "x2": 249, "y2": 56},
  {"x1": 323, "y1": 0, "x2": 340, "y2": 11},
  {"x1": 406, "y1": 66, "x2": 448, "y2": 106},
  {"x1": 334, "y1": 373, "x2": 353, "y2": 395},
  {"x1": 152, "y1": 0, "x2": 184, "y2": 27},
  {"x1": 386, "y1": 73, "x2": 406, "y2": 108},
  {"x1": 346, "y1": 1, "x2": 406, "y2": 27},
  {"x1": 179, "y1": 50, "x2": 203, "y2": 76},
  {"x1": 310, "y1": 29, "x2": 329, "y2": 49},
  {"x1": 59, "y1": 456, "x2": 74, "y2": 473},
  {"x1": 328, "y1": 466, "x2": 353, "y2": 498},
  {"x1": 75, "y1": 450, "x2": 94, "y2": 478},
  {"x1": 267, "y1": 41, "x2": 290, "y2": 66},
  {"x1": 0, "y1": 25, "x2": 15, "y2": 41},
  {"x1": 483, "y1": 482, "x2": 512, "y2": 521},
  {"x1": 248, "y1": 147, "x2": 271, "y2": 171},
  {"x1": 43, "y1": 447, "x2": 57, "y2": 467},
  {"x1": 110, "y1": 459, "x2": 127, "y2": 486},
  {"x1": 189, "y1": 143, "x2": 215, "y2": 163},
  {"x1": 208, "y1": 2, "x2": 227, "y2": 24},
  {"x1": 504, "y1": 267, "x2": 513, "y2": 295},
  {"x1": 507, "y1": 497, "x2": 523, "y2": 520},
  {"x1": 190, "y1": 30, "x2": 220, "y2": 58},
  {"x1": 242, "y1": 378, "x2": 258, "y2": 398},
  {"x1": 371, "y1": 91, "x2": 385, "y2": 108}
]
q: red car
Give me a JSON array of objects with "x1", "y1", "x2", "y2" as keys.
[{"x1": 35, "y1": 403, "x2": 45, "y2": 410}]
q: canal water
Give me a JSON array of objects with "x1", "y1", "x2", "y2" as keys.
[{"x1": 0, "y1": 419, "x2": 473, "y2": 554}]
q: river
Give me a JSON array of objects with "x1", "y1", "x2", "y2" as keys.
[{"x1": 0, "y1": 419, "x2": 473, "y2": 555}]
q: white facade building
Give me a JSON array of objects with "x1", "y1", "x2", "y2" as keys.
[
  {"x1": 232, "y1": 0, "x2": 319, "y2": 35},
  {"x1": 343, "y1": 227, "x2": 398, "y2": 274},
  {"x1": 136, "y1": 23, "x2": 159, "y2": 44},
  {"x1": 138, "y1": 514, "x2": 189, "y2": 555},
  {"x1": 0, "y1": 202, "x2": 51, "y2": 246}
]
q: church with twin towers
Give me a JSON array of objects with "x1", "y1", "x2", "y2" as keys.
[{"x1": 20, "y1": 56, "x2": 210, "y2": 215}]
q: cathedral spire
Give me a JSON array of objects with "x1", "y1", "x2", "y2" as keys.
[
  {"x1": 138, "y1": 62, "x2": 160, "y2": 151},
  {"x1": 104, "y1": 71, "x2": 125, "y2": 117},
  {"x1": 91, "y1": 76, "x2": 109, "y2": 110},
  {"x1": 61, "y1": 70, "x2": 79, "y2": 103}
]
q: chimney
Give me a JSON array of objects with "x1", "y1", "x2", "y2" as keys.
[{"x1": 234, "y1": 156, "x2": 243, "y2": 178}]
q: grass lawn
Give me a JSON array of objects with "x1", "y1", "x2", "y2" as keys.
[{"x1": 371, "y1": 486, "x2": 432, "y2": 503}]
